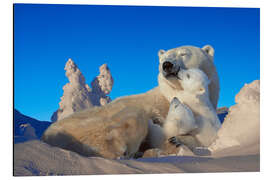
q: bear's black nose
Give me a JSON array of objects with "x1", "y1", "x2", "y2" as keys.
[{"x1": 162, "y1": 61, "x2": 173, "y2": 73}]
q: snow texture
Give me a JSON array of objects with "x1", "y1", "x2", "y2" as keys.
[
  {"x1": 209, "y1": 80, "x2": 260, "y2": 153},
  {"x1": 51, "y1": 59, "x2": 113, "y2": 122}
]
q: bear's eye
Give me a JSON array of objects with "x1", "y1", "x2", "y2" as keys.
[{"x1": 186, "y1": 74, "x2": 190, "y2": 79}]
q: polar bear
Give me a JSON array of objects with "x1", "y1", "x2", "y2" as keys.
[
  {"x1": 158, "y1": 45, "x2": 219, "y2": 109},
  {"x1": 147, "y1": 93, "x2": 215, "y2": 156},
  {"x1": 43, "y1": 106, "x2": 149, "y2": 159},
  {"x1": 163, "y1": 97, "x2": 198, "y2": 138},
  {"x1": 147, "y1": 120, "x2": 166, "y2": 149},
  {"x1": 42, "y1": 45, "x2": 220, "y2": 158},
  {"x1": 105, "y1": 107, "x2": 149, "y2": 158},
  {"x1": 166, "y1": 69, "x2": 221, "y2": 149},
  {"x1": 163, "y1": 97, "x2": 210, "y2": 156}
]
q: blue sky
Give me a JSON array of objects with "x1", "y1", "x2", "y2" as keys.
[{"x1": 14, "y1": 4, "x2": 260, "y2": 121}]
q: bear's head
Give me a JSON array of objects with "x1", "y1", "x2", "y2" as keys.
[
  {"x1": 158, "y1": 45, "x2": 214, "y2": 80},
  {"x1": 158, "y1": 45, "x2": 219, "y2": 109},
  {"x1": 167, "y1": 97, "x2": 185, "y2": 123},
  {"x1": 165, "y1": 97, "x2": 198, "y2": 136},
  {"x1": 177, "y1": 68, "x2": 210, "y2": 96}
]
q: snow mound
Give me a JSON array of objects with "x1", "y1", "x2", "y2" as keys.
[
  {"x1": 209, "y1": 80, "x2": 260, "y2": 154},
  {"x1": 51, "y1": 59, "x2": 114, "y2": 122}
]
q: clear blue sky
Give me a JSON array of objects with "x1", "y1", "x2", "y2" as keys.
[{"x1": 14, "y1": 4, "x2": 260, "y2": 121}]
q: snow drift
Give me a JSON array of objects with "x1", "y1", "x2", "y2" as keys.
[{"x1": 209, "y1": 80, "x2": 260, "y2": 154}]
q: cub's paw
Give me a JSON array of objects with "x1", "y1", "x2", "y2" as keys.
[
  {"x1": 192, "y1": 147, "x2": 211, "y2": 156},
  {"x1": 168, "y1": 136, "x2": 177, "y2": 144},
  {"x1": 168, "y1": 137, "x2": 182, "y2": 147}
]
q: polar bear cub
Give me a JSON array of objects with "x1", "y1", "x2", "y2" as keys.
[
  {"x1": 164, "y1": 68, "x2": 221, "y2": 150},
  {"x1": 163, "y1": 97, "x2": 198, "y2": 139},
  {"x1": 177, "y1": 68, "x2": 221, "y2": 136}
]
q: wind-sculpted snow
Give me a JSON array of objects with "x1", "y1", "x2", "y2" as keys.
[
  {"x1": 14, "y1": 140, "x2": 259, "y2": 176},
  {"x1": 90, "y1": 63, "x2": 114, "y2": 106},
  {"x1": 51, "y1": 59, "x2": 113, "y2": 122},
  {"x1": 209, "y1": 80, "x2": 260, "y2": 154}
]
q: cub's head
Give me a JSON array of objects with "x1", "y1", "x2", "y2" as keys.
[
  {"x1": 167, "y1": 97, "x2": 185, "y2": 118},
  {"x1": 158, "y1": 45, "x2": 214, "y2": 80},
  {"x1": 177, "y1": 68, "x2": 210, "y2": 95},
  {"x1": 166, "y1": 97, "x2": 198, "y2": 136}
]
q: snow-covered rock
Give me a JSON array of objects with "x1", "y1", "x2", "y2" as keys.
[
  {"x1": 51, "y1": 59, "x2": 113, "y2": 122},
  {"x1": 51, "y1": 59, "x2": 93, "y2": 122},
  {"x1": 209, "y1": 80, "x2": 260, "y2": 154},
  {"x1": 90, "y1": 64, "x2": 114, "y2": 106}
]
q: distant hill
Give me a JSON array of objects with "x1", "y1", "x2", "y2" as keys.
[
  {"x1": 217, "y1": 107, "x2": 229, "y2": 124},
  {"x1": 14, "y1": 109, "x2": 51, "y2": 143}
]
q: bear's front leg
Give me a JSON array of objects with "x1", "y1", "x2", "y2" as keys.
[
  {"x1": 168, "y1": 135, "x2": 211, "y2": 156},
  {"x1": 168, "y1": 135, "x2": 201, "y2": 149}
]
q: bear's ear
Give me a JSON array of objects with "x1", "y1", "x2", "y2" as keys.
[
  {"x1": 202, "y1": 45, "x2": 214, "y2": 60},
  {"x1": 158, "y1": 49, "x2": 166, "y2": 57}
]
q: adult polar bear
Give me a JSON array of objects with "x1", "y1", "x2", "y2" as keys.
[
  {"x1": 158, "y1": 45, "x2": 219, "y2": 109},
  {"x1": 42, "y1": 45, "x2": 219, "y2": 159}
]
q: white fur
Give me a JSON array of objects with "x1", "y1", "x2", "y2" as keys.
[
  {"x1": 158, "y1": 45, "x2": 220, "y2": 109},
  {"x1": 149, "y1": 45, "x2": 220, "y2": 149},
  {"x1": 147, "y1": 120, "x2": 166, "y2": 148},
  {"x1": 163, "y1": 97, "x2": 197, "y2": 138},
  {"x1": 158, "y1": 73, "x2": 183, "y2": 103},
  {"x1": 166, "y1": 68, "x2": 221, "y2": 147}
]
